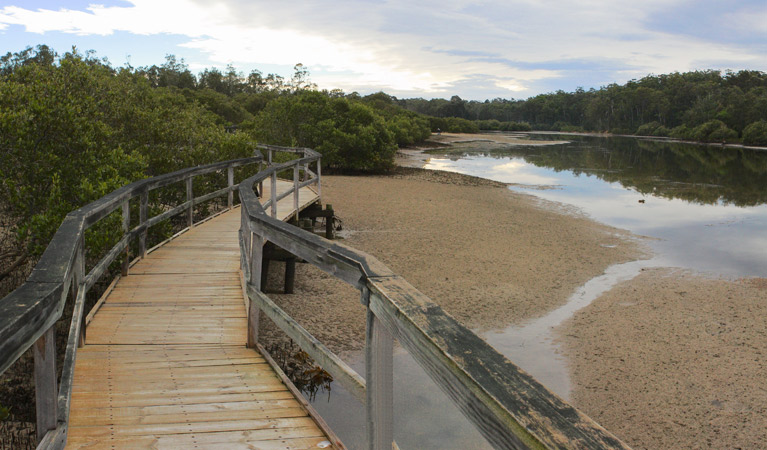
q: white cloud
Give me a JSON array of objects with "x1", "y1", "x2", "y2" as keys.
[{"x1": 0, "y1": 0, "x2": 765, "y2": 98}]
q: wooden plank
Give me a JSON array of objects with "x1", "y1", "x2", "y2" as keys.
[
  {"x1": 66, "y1": 430, "x2": 329, "y2": 450},
  {"x1": 64, "y1": 205, "x2": 333, "y2": 449},
  {"x1": 69, "y1": 390, "x2": 296, "y2": 408},
  {"x1": 67, "y1": 416, "x2": 319, "y2": 438},
  {"x1": 70, "y1": 406, "x2": 311, "y2": 426}
]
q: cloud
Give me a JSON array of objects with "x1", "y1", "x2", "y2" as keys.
[{"x1": 1, "y1": 0, "x2": 765, "y2": 99}]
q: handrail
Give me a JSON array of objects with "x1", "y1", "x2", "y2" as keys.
[
  {"x1": 238, "y1": 149, "x2": 633, "y2": 449},
  {"x1": 0, "y1": 155, "x2": 263, "y2": 448}
]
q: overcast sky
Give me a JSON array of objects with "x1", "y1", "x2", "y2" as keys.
[{"x1": 1, "y1": 1, "x2": 766, "y2": 100}]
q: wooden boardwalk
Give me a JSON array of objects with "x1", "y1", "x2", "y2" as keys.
[{"x1": 65, "y1": 184, "x2": 332, "y2": 449}]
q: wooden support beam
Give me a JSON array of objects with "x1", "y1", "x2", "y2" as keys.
[
  {"x1": 227, "y1": 165, "x2": 234, "y2": 208},
  {"x1": 293, "y1": 164, "x2": 300, "y2": 222},
  {"x1": 121, "y1": 200, "x2": 129, "y2": 276},
  {"x1": 186, "y1": 176, "x2": 194, "y2": 228},
  {"x1": 139, "y1": 188, "x2": 148, "y2": 258},
  {"x1": 326, "y1": 205, "x2": 334, "y2": 240},
  {"x1": 366, "y1": 298, "x2": 394, "y2": 450},
  {"x1": 74, "y1": 242, "x2": 85, "y2": 348},
  {"x1": 248, "y1": 231, "x2": 263, "y2": 348},
  {"x1": 34, "y1": 325, "x2": 57, "y2": 444},
  {"x1": 270, "y1": 171, "x2": 277, "y2": 219},
  {"x1": 284, "y1": 259, "x2": 296, "y2": 294},
  {"x1": 260, "y1": 255, "x2": 270, "y2": 293}
]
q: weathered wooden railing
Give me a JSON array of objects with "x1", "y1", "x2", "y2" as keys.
[
  {"x1": 0, "y1": 156, "x2": 263, "y2": 448},
  {"x1": 240, "y1": 148, "x2": 633, "y2": 449}
]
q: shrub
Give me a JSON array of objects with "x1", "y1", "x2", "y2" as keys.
[
  {"x1": 742, "y1": 120, "x2": 767, "y2": 146},
  {"x1": 670, "y1": 124, "x2": 692, "y2": 140},
  {"x1": 690, "y1": 120, "x2": 738, "y2": 143},
  {"x1": 249, "y1": 91, "x2": 397, "y2": 172},
  {"x1": 636, "y1": 121, "x2": 662, "y2": 136}
]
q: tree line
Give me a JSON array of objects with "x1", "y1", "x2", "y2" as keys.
[
  {"x1": 398, "y1": 70, "x2": 767, "y2": 145},
  {"x1": 0, "y1": 45, "x2": 432, "y2": 260}
]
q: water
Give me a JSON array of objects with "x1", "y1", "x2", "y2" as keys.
[
  {"x1": 307, "y1": 134, "x2": 767, "y2": 448},
  {"x1": 426, "y1": 134, "x2": 767, "y2": 277}
]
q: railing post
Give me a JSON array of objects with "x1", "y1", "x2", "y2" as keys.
[
  {"x1": 248, "y1": 231, "x2": 263, "y2": 348},
  {"x1": 270, "y1": 171, "x2": 277, "y2": 219},
  {"x1": 227, "y1": 165, "x2": 235, "y2": 209},
  {"x1": 34, "y1": 325, "x2": 57, "y2": 444},
  {"x1": 139, "y1": 188, "x2": 148, "y2": 258},
  {"x1": 240, "y1": 205, "x2": 249, "y2": 276},
  {"x1": 121, "y1": 200, "x2": 130, "y2": 276},
  {"x1": 365, "y1": 289, "x2": 394, "y2": 450},
  {"x1": 317, "y1": 157, "x2": 322, "y2": 198},
  {"x1": 75, "y1": 240, "x2": 86, "y2": 348},
  {"x1": 258, "y1": 161, "x2": 264, "y2": 198},
  {"x1": 293, "y1": 164, "x2": 300, "y2": 221},
  {"x1": 186, "y1": 176, "x2": 194, "y2": 228}
]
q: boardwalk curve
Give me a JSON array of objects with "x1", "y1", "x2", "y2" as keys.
[{"x1": 66, "y1": 201, "x2": 333, "y2": 449}]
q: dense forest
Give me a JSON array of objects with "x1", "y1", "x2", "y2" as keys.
[
  {"x1": 399, "y1": 70, "x2": 767, "y2": 145},
  {"x1": 2, "y1": 44, "x2": 767, "y2": 263},
  {"x1": 0, "y1": 45, "x2": 429, "y2": 261}
]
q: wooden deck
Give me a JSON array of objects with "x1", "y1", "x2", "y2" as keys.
[{"x1": 65, "y1": 183, "x2": 331, "y2": 449}]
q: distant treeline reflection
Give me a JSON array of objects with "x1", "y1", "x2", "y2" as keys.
[{"x1": 456, "y1": 137, "x2": 767, "y2": 207}]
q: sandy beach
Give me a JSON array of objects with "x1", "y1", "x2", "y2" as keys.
[{"x1": 258, "y1": 134, "x2": 767, "y2": 449}]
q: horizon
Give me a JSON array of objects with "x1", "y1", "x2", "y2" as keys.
[{"x1": 1, "y1": 1, "x2": 766, "y2": 101}]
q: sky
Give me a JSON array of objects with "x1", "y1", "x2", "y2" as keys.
[{"x1": 0, "y1": 1, "x2": 766, "y2": 100}]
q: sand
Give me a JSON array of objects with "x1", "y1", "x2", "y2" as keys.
[
  {"x1": 559, "y1": 269, "x2": 767, "y2": 450},
  {"x1": 258, "y1": 167, "x2": 644, "y2": 355},
  {"x1": 258, "y1": 132, "x2": 767, "y2": 449}
]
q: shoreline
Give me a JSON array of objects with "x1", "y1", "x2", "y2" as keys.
[
  {"x1": 258, "y1": 166, "x2": 645, "y2": 356},
  {"x1": 261, "y1": 134, "x2": 767, "y2": 449}
]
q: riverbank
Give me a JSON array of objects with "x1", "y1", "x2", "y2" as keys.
[
  {"x1": 261, "y1": 133, "x2": 767, "y2": 449},
  {"x1": 259, "y1": 167, "x2": 644, "y2": 356}
]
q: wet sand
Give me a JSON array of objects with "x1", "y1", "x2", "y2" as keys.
[
  {"x1": 559, "y1": 269, "x2": 767, "y2": 450},
  {"x1": 259, "y1": 167, "x2": 644, "y2": 355}
]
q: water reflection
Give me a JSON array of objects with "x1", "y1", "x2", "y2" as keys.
[
  {"x1": 425, "y1": 134, "x2": 767, "y2": 277},
  {"x1": 432, "y1": 135, "x2": 767, "y2": 207}
]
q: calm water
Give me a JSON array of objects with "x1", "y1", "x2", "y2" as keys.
[
  {"x1": 307, "y1": 134, "x2": 767, "y2": 449},
  {"x1": 427, "y1": 134, "x2": 767, "y2": 277}
]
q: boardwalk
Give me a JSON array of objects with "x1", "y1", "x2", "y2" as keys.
[{"x1": 65, "y1": 184, "x2": 332, "y2": 449}]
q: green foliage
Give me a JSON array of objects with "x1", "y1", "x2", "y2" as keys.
[
  {"x1": 670, "y1": 124, "x2": 692, "y2": 140},
  {"x1": 180, "y1": 88, "x2": 253, "y2": 125},
  {"x1": 0, "y1": 404, "x2": 8, "y2": 421},
  {"x1": 428, "y1": 116, "x2": 479, "y2": 133},
  {"x1": 636, "y1": 121, "x2": 662, "y2": 136},
  {"x1": 499, "y1": 121, "x2": 532, "y2": 132},
  {"x1": 399, "y1": 70, "x2": 767, "y2": 145},
  {"x1": 0, "y1": 46, "x2": 252, "y2": 255},
  {"x1": 477, "y1": 119, "x2": 502, "y2": 130},
  {"x1": 690, "y1": 120, "x2": 738, "y2": 143},
  {"x1": 743, "y1": 120, "x2": 767, "y2": 146},
  {"x1": 246, "y1": 91, "x2": 397, "y2": 171}
]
